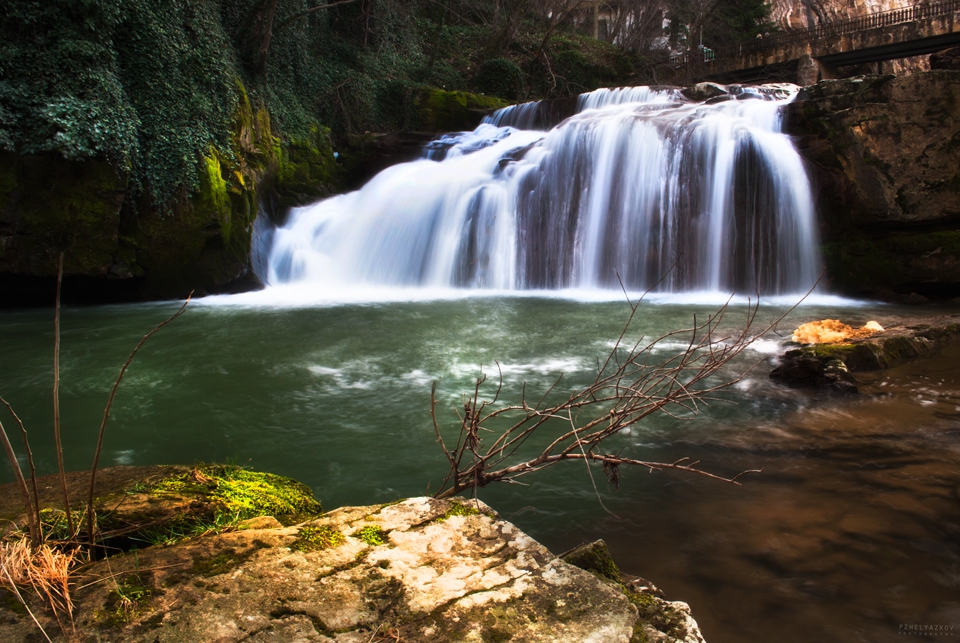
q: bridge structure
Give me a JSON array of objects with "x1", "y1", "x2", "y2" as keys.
[{"x1": 670, "y1": 0, "x2": 960, "y2": 85}]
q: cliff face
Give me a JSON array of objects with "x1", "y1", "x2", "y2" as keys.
[
  {"x1": 0, "y1": 89, "x2": 338, "y2": 303},
  {"x1": 784, "y1": 70, "x2": 960, "y2": 300},
  {"x1": 770, "y1": 0, "x2": 914, "y2": 30},
  {"x1": 770, "y1": 0, "x2": 931, "y2": 76}
]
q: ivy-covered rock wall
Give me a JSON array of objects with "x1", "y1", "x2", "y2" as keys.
[
  {"x1": 0, "y1": 0, "x2": 524, "y2": 305},
  {"x1": 1, "y1": 0, "x2": 643, "y2": 303},
  {"x1": 785, "y1": 71, "x2": 960, "y2": 301}
]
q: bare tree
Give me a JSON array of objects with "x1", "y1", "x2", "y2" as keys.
[
  {"x1": 253, "y1": 0, "x2": 360, "y2": 76},
  {"x1": 532, "y1": 0, "x2": 593, "y2": 59},
  {"x1": 430, "y1": 288, "x2": 794, "y2": 500}
]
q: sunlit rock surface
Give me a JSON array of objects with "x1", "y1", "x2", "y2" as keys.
[
  {"x1": 0, "y1": 490, "x2": 706, "y2": 643},
  {"x1": 792, "y1": 319, "x2": 884, "y2": 344}
]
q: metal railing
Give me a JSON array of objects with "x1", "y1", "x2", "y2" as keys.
[{"x1": 669, "y1": 0, "x2": 960, "y2": 66}]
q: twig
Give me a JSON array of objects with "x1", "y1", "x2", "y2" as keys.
[
  {"x1": 87, "y1": 293, "x2": 193, "y2": 547},
  {"x1": 53, "y1": 253, "x2": 74, "y2": 539},
  {"x1": 0, "y1": 418, "x2": 37, "y2": 544},
  {"x1": 0, "y1": 398, "x2": 42, "y2": 544}
]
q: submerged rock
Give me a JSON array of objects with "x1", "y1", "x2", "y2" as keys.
[
  {"x1": 0, "y1": 471, "x2": 708, "y2": 643},
  {"x1": 770, "y1": 351, "x2": 859, "y2": 394}
]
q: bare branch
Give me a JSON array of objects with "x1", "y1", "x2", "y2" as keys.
[
  {"x1": 0, "y1": 397, "x2": 41, "y2": 545},
  {"x1": 431, "y1": 287, "x2": 809, "y2": 501},
  {"x1": 53, "y1": 253, "x2": 73, "y2": 539},
  {"x1": 87, "y1": 293, "x2": 192, "y2": 548}
]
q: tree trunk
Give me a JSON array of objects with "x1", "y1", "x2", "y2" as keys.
[{"x1": 256, "y1": 0, "x2": 280, "y2": 77}]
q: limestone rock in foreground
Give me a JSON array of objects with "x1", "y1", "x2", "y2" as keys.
[{"x1": 17, "y1": 497, "x2": 684, "y2": 643}]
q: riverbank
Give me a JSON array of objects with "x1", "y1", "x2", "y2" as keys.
[{"x1": 0, "y1": 466, "x2": 704, "y2": 643}]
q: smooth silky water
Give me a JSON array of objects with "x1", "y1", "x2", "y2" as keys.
[
  {"x1": 1, "y1": 297, "x2": 958, "y2": 643},
  {"x1": 3, "y1": 85, "x2": 959, "y2": 642}
]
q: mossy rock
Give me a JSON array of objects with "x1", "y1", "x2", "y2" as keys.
[
  {"x1": 415, "y1": 88, "x2": 509, "y2": 133},
  {"x1": 0, "y1": 464, "x2": 323, "y2": 550},
  {"x1": 0, "y1": 150, "x2": 128, "y2": 277},
  {"x1": 273, "y1": 125, "x2": 338, "y2": 209},
  {"x1": 561, "y1": 539, "x2": 622, "y2": 584}
]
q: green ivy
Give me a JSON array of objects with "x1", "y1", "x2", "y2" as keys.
[{"x1": 1, "y1": 0, "x2": 653, "y2": 213}]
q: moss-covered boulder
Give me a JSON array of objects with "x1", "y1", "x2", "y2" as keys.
[
  {"x1": 414, "y1": 88, "x2": 509, "y2": 133},
  {"x1": 0, "y1": 464, "x2": 323, "y2": 548}
]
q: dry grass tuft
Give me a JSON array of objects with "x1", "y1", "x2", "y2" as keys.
[{"x1": 0, "y1": 535, "x2": 76, "y2": 635}]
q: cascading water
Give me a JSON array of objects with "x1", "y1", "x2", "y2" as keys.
[{"x1": 264, "y1": 84, "x2": 820, "y2": 297}]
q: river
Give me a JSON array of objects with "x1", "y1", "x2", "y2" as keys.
[{"x1": 1, "y1": 294, "x2": 957, "y2": 642}]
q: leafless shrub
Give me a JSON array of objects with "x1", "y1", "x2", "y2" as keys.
[
  {"x1": 430, "y1": 289, "x2": 797, "y2": 500},
  {"x1": 0, "y1": 271, "x2": 192, "y2": 638}
]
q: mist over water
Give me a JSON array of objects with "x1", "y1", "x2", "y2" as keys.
[{"x1": 263, "y1": 84, "x2": 820, "y2": 303}]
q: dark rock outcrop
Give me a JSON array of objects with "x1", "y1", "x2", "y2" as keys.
[
  {"x1": 930, "y1": 46, "x2": 960, "y2": 70},
  {"x1": 784, "y1": 71, "x2": 960, "y2": 300},
  {"x1": 770, "y1": 353, "x2": 859, "y2": 394},
  {"x1": 770, "y1": 315, "x2": 960, "y2": 392}
]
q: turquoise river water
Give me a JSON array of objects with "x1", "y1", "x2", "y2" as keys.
[{"x1": 0, "y1": 294, "x2": 958, "y2": 643}]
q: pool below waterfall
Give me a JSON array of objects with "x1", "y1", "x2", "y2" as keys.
[{"x1": 1, "y1": 294, "x2": 958, "y2": 643}]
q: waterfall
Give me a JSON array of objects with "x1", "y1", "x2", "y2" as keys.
[{"x1": 264, "y1": 84, "x2": 820, "y2": 296}]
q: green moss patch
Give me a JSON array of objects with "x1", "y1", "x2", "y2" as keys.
[
  {"x1": 90, "y1": 464, "x2": 324, "y2": 549},
  {"x1": 151, "y1": 464, "x2": 322, "y2": 524},
  {"x1": 355, "y1": 525, "x2": 387, "y2": 546},
  {"x1": 291, "y1": 525, "x2": 346, "y2": 553},
  {"x1": 102, "y1": 575, "x2": 152, "y2": 627},
  {"x1": 436, "y1": 502, "x2": 481, "y2": 522},
  {"x1": 560, "y1": 540, "x2": 621, "y2": 584}
]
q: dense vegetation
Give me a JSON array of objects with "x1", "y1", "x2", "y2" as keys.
[{"x1": 0, "y1": 0, "x2": 773, "y2": 212}]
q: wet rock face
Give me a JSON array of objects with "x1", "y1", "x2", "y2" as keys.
[
  {"x1": 0, "y1": 496, "x2": 703, "y2": 643},
  {"x1": 770, "y1": 352, "x2": 859, "y2": 394},
  {"x1": 784, "y1": 71, "x2": 960, "y2": 300}
]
